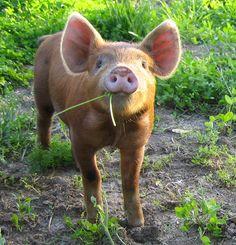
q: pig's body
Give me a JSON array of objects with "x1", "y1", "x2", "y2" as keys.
[
  {"x1": 34, "y1": 12, "x2": 181, "y2": 226},
  {"x1": 35, "y1": 32, "x2": 155, "y2": 150}
]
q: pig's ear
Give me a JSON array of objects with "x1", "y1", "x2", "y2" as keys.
[
  {"x1": 60, "y1": 12, "x2": 104, "y2": 74},
  {"x1": 140, "y1": 20, "x2": 181, "y2": 79}
]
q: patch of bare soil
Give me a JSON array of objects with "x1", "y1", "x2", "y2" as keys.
[{"x1": 1, "y1": 92, "x2": 236, "y2": 245}]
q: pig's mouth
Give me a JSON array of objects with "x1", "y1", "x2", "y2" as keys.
[
  {"x1": 108, "y1": 91, "x2": 133, "y2": 108},
  {"x1": 103, "y1": 89, "x2": 146, "y2": 117},
  {"x1": 110, "y1": 91, "x2": 134, "y2": 97}
]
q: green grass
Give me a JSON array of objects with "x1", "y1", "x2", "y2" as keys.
[
  {"x1": 157, "y1": 0, "x2": 236, "y2": 45},
  {"x1": 0, "y1": 95, "x2": 35, "y2": 162},
  {"x1": 0, "y1": 0, "x2": 105, "y2": 94},
  {"x1": 27, "y1": 135, "x2": 73, "y2": 172},
  {"x1": 191, "y1": 122, "x2": 236, "y2": 187},
  {"x1": 157, "y1": 51, "x2": 235, "y2": 111},
  {"x1": 190, "y1": 90, "x2": 236, "y2": 187}
]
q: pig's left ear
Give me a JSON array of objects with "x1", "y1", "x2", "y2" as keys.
[
  {"x1": 140, "y1": 20, "x2": 181, "y2": 79},
  {"x1": 60, "y1": 12, "x2": 104, "y2": 74}
]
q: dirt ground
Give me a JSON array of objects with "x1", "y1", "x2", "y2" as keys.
[{"x1": 0, "y1": 89, "x2": 236, "y2": 245}]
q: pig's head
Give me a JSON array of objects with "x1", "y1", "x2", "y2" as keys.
[{"x1": 60, "y1": 12, "x2": 181, "y2": 117}]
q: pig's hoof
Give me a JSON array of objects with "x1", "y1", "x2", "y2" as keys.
[
  {"x1": 129, "y1": 226, "x2": 161, "y2": 243},
  {"x1": 128, "y1": 217, "x2": 144, "y2": 227},
  {"x1": 86, "y1": 212, "x2": 98, "y2": 224},
  {"x1": 119, "y1": 218, "x2": 144, "y2": 228},
  {"x1": 87, "y1": 216, "x2": 97, "y2": 224},
  {"x1": 75, "y1": 165, "x2": 80, "y2": 172}
]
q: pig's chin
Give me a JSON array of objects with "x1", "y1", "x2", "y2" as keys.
[{"x1": 109, "y1": 91, "x2": 146, "y2": 117}]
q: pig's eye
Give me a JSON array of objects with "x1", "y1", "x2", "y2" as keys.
[
  {"x1": 96, "y1": 59, "x2": 103, "y2": 69},
  {"x1": 142, "y1": 61, "x2": 147, "y2": 69}
]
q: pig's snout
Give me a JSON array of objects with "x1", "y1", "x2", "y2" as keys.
[{"x1": 105, "y1": 66, "x2": 138, "y2": 94}]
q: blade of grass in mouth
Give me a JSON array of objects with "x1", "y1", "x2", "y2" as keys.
[
  {"x1": 53, "y1": 92, "x2": 117, "y2": 127},
  {"x1": 109, "y1": 93, "x2": 116, "y2": 127}
]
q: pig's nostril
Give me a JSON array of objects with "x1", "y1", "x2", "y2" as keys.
[
  {"x1": 111, "y1": 75, "x2": 117, "y2": 83},
  {"x1": 127, "y1": 76, "x2": 133, "y2": 83}
]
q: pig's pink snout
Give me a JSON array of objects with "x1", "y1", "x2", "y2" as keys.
[{"x1": 105, "y1": 67, "x2": 138, "y2": 94}]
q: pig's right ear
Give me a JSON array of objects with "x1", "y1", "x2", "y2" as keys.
[
  {"x1": 60, "y1": 12, "x2": 104, "y2": 74},
  {"x1": 140, "y1": 20, "x2": 181, "y2": 79}
]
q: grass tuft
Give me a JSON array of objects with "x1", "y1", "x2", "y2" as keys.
[
  {"x1": 27, "y1": 135, "x2": 73, "y2": 172},
  {"x1": 0, "y1": 95, "x2": 35, "y2": 162}
]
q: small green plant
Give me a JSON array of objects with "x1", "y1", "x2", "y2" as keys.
[
  {"x1": 101, "y1": 148, "x2": 114, "y2": 162},
  {"x1": 90, "y1": 196, "x2": 117, "y2": 245},
  {"x1": 64, "y1": 216, "x2": 102, "y2": 245},
  {"x1": 28, "y1": 135, "x2": 73, "y2": 172},
  {"x1": 192, "y1": 144, "x2": 228, "y2": 168},
  {"x1": 175, "y1": 195, "x2": 227, "y2": 244},
  {"x1": 0, "y1": 170, "x2": 16, "y2": 186},
  {"x1": 0, "y1": 228, "x2": 5, "y2": 245},
  {"x1": 72, "y1": 175, "x2": 83, "y2": 188},
  {"x1": 142, "y1": 154, "x2": 173, "y2": 173},
  {"x1": 153, "y1": 200, "x2": 165, "y2": 210},
  {"x1": 216, "y1": 154, "x2": 236, "y2": 187},
  {"x1": 97, "y1": 149, "x2": 115, "y2": 181},
  {"x1": 20, "y1": 175, "x2": 41, "y2": 194},
  {"x1": 196, "y1": 130, "x2": 219, "y2": 147},
  {"x1": 153, "y1": 113, "x2": 160, "y2": 132},
  {"x1": 152, "y1": 153, "x2": 174, "y2": 171},
  {"x1": 11, "y1": 196, "x2": 37, "y2": 231},
  {"x1": 208, "y1": 89, "x2": 236, "y2": 135},
  {"x1": 142, "y1": 155, "x2": 150, "y2": 172},
  {"x1": 98, "y1": 159, "x2": 109, "y2": 182},
  {"x1": 64, "y1": 195, "x2": 123, "y2": 245}
]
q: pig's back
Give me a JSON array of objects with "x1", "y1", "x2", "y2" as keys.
[{"x1": 35, "y1": 32, "x2": 73, "y2": 113}]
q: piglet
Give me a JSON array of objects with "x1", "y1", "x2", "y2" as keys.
[{"x1": 34, "y1": 12, "x2": 181, "y2": 227}]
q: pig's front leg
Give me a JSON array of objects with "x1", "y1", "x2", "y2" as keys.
[
  {"x1": 120, "y1": 146, "x2": 145, "y2": 227},
  {"x1": 71, "y1": 133, "x2": 102, "y2": 222}
]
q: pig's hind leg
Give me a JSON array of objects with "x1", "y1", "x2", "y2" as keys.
[
  {"x1": 34, "y1": 86, "x2": 54, "y2": 149},
  {"x1": 34, "y1": 40, "x2": 55, "y2": 149},
  {"x1": 36, "y1": 104, "x2": 54, "y2": 148}
]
